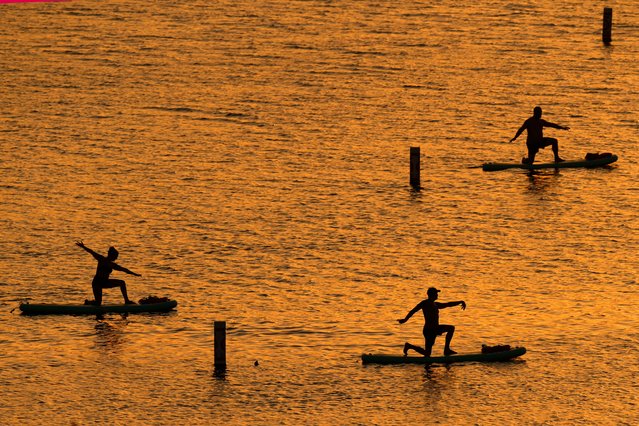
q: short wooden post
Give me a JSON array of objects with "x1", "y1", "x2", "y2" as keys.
[
  {"x1": 602, "y1": 7, "x2": 612, "y2": 45},
  {"x1": 409, "y1": 147, "x2": 420, "y2": 189},
  {"x1": 214, "y1": 321, "x2": 226, "y2": 371}
]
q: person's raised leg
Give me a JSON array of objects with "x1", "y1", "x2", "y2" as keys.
[
  {"x1": 104, "y1": 279, "x2": 134, "y2": 304},
  {"x1": 541, "y1": 137, "x2": 562, "y2": 162},
  {"x1": 551, "y1": 140, "x2": 564, "y2": 162},
  {"x1": 442, "y1": 325, "x2": 457, "y2": 355},
  {"x1": 116, "y1": 280, "x2": 135, "y2": 304}
]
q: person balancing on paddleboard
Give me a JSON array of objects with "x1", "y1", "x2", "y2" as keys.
[
  {"x1": 76, "y1": 241, "x2": 141, "y2": 305},
  {"x1": 509, "y1": 106, "x2": 570, "y2": 164},
  {"x1": 398, "y1": 287, "x2": 466, "y2": 357}
]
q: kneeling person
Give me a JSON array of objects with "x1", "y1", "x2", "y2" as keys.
[
  {"x1": 76, "y1": 241, "x2": 141, "y2": 305},
  {"x1": 398, "y1": 287, "x2": 466, "y2": 357}
]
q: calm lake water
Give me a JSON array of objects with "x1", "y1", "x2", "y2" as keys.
[{"x1": 1, "y1": 1, "x2": 638, "y2": 424}]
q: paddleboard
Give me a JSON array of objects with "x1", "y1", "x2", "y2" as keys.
[
  {"x1": 19, "y1": 300, "x2": 177, "y2": 315},
  {"x1": 482, "y1": 154, "x2": 617, "y2": 172},
  {"x1": 361, "y1": 346, "x2": 526, "y2": 365}
]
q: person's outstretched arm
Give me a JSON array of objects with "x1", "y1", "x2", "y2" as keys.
[
  {"x1": 543, "y1": 120, "x2": 570, "y2": 131},
  {"x1": 437, "y1": 301, "x2": 466, "y2": 310},
  {"x1": 75, "y1": 241, "x2": 101, "y2": 261},
  {"x1": 398, "y1": 301, "x2": 424, "y2": 324},
  {"x1": 510, "y1": 123, "x2": 526, "y2": 142},
  {"x1": 112, "y1": 263, "x2": 141, "y2": 277}
]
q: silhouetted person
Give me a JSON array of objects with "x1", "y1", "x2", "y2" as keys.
[
  {"x1": 510, "y1": 106, "x2": 570, "y2": 164},
  {"x1": 397, "y1": 287, "x2": 466, "y2": 357},
  {"x1": 76, "y1": 241, "x2": 140, "y2": 305}
]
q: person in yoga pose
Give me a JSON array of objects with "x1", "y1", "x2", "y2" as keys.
[
  {"x1": 76, "y1": 241, "x2": 140, "y2": 305},
  {"x1": 510, "y1": 106, "x2": 570, "y2": 164},
  {"x1": 398, "y1": 287, "x2": 466, "y2": 357}
]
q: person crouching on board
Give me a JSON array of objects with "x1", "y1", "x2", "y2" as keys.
[
  {"x1": 397, "y1": 287, "x2": 466, "y2": 357},
  {"x1": 509, "y1": 106, "x2": 570, "y2": 164},
  {"x1": 76, "y1": 241, "x2": 141, "y2": 305}
]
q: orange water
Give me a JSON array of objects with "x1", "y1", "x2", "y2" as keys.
[{"x1": 1, "y1": 1, "x2": 638, "y2": 424}]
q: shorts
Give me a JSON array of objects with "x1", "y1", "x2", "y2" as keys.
[
  {"x1": 423, "y1": 325, "x2": 446, "y2": 347},
  {"x1": 527, "y1": 137, "x2": 557, "y2": 155}
]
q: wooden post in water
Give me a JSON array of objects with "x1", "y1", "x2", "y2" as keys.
[
  {"x1": 410, "y1": 147, "x2": 421, "y2": 189},
  {"x1": 214, "y1": 321, "x2": 227, "y2": 371},
  {"x1": 602, "y1": 7, "x2": 612, "y2": 45}
]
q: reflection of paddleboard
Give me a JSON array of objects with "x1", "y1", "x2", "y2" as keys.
[
  {"x1": 361, "y1": 346, "x2": 526, "y2": 364},
  {"x1": 483, "y1": 154, "x2": 617, "y2": 172},
  {"x1": 19, "y1": 300, "x2": 177, "y2": 315}
]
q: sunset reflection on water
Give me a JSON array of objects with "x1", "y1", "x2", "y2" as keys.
[{"x1": 1, "y1": 0, "x2": 638, "y2": 424}]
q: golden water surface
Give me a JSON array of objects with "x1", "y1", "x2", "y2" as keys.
[{"x1": 1, "y1": 1, "x2": 638, "y2": 424}]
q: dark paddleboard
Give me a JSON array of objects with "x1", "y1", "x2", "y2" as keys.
[
  {"x1": 19, "y1": 300, "x2": 177, "y2": 315},
  {"x1": 482, "y1": 154, "x2": 617, "y2": 172},
  {"x1": 361, "y1": 346, "x2": 526, "y2": 365}
]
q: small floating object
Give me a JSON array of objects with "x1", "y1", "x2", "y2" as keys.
[{"x1": 361, "y1": 346, "x2": 526, "y2": 365}]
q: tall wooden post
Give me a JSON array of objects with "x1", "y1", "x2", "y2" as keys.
[
  {"x1": 603, "y1": 7, "x2": 612, "y2": 45},
  {"x1": 410, "y1": 147, "x2": 420, "y2": 189},
  {"x1": 214, "y1": 321, "x2": 226, "y2": 371}
]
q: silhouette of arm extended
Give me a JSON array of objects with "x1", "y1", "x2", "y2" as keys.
[
  {"x1": 541, "y1": 120, "x2": 570, "y2": 131},
  {"x1": 436, "y1": 301, "x2": 466, "y2": 310},
  {"x1": 509, "y1": 122, "x2": 527, "y2": 143},
  {"x1": 75, "y1": 240, "x2": 102, "y2": 261},
  {"x1": 397, "y1": 301, "x2": 424, "y2": 324},
  {"x1": 112, "y1": 263, "x2": 141, "y2": 277}
]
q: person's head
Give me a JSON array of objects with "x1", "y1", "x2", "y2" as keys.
[
  {"x1": 107, "y1": 246, "x2": 119, "y2": 260},
  {"x1": 427, "y1": 287, "x2": 440, "y2": 300},
  {"x1": 533, "y1": 106, "x2": 542, "y2": 118}
]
